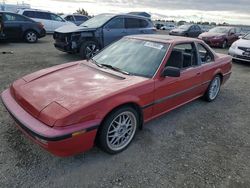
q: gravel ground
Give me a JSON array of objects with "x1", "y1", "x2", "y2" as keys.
[{"x1": 0, "y1": 35, "x2": 250, "y2": 188}]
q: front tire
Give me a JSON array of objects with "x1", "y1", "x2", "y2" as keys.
[
  {"x1": 204, "y1": 75, "x2": 221, "y2": 102},
  {"x1": 222, "y1": 40, "x2": 228, "y2": 49},
  {"x1": 97, "y1": 106, "x2": 139, "y2": 154},
  {"x1": 79, "y1": 41, "x2": 100, "y2": 59},
  {"x1": 24, "y1": 30, "x2": 38, "y2": 43}
]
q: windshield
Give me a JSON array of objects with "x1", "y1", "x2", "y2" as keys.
[
  {"x1": 92, "y1": 38, "x2": 169, "y2": 78},
  {"x1": 80, "y1": 14, "x2": 113, "y2": 28},
  {"x1": 209, "y1": 27, "x2": 230, "y2": 33},
  {"x1": 178, "y1": 25, "x2": 190, "y2": 30},
  {"x1": 243, "y1": 33, "x2": 250, "y2": 40}
]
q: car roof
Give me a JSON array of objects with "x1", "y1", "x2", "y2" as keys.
[
  {"x1": 99, "y1": 13, "x2": 151, "y2": 20},
  {"x1": 0, "y1": 11, "x2": 18, "y2": 14},
  {"x1": 126, "y1": 34, "x2": 201, "y2": 44},
  {"x1": 19, "y1": 8, "x2": 52, "y2": 13},
  {"x1": 62, "y1": 14, "x2": 88, "y2": 17}
]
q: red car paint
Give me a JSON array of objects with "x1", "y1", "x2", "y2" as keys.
[
  {"x1": 1, "y1": 35, "x2": 232, "y2": 157},
  {"x1": 198, "y1": 27, "x2": 238, "y2": 47}
]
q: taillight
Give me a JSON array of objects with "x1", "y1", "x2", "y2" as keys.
[{"x1": 38, "y1": 22, "x2": 44, "y2": 29}]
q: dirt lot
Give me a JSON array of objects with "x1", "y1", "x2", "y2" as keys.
[{"x1": 0, "y1": 35, "x2": 250, "y2": 188}]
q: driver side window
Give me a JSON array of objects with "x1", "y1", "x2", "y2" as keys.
[
  {"x1": 197, "y1": 43, "x2": 213, "y2": 64},
  {"x1": 166, "y1": 43, "x2": 197, "y2": 69},
  {"x1": 105, "y1": 17, "x2": 124, "y2": 29}
]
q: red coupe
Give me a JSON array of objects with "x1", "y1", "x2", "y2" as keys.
[{"x1": 1, "y1": 35, "x2": 232, "y2": 157}]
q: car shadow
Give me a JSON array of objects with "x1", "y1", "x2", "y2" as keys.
[{"x1": 233, "y1": 59, "x2": 250, "y2": 67}]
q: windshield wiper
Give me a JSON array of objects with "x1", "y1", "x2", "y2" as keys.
[
  {"x1": 90, "y1": 59, "x2": 103, "y2": 68},
  {"x1": 100, "y1": 64, "x2": 130, "y2": 75}
]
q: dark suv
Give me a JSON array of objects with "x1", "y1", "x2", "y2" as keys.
[{"x1": 53, "y1": 13, "x2": 155, "y2": 58}]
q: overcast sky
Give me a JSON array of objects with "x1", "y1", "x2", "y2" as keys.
[{"x1": 4, "y1": 0, "x2": 250, "y2": 25}]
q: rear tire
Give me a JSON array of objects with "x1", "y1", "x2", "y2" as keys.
[
  {"x1": 97, "y1": 106, "x2": 139, "y2": 154},
  {"x1": 79, "y1": 41, "x2": 100, "y2": 59},
  {"x1": 24, "y1": 30, "x2": 38, "y2": 43},
  {"x1": 204, "y1": 75, "x2": 221, "y2": 102}
]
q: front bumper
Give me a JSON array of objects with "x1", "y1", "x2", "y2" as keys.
[
  {"x1": 228, "y1": 48, "x2": 250, "y2": 62},
  {"x1": 54, "y1": 40, "x2": 75, "y2": 53},
  {"x1": 200, "y1": 37, "x2": 224, "y2": 47},
  {"x1": 1, "y1": 89, "x2": 99, "y2": 157},
  {"x1": 38, "y1": 29, "x2": 46, "y2": 38}
]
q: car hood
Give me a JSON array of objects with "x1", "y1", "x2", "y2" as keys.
[
  {"x1": 11, "y1": 61, "x2": 148, "y2": 126},
  {"x1": 199, "y1": 32, "x2": 225, "y2": 38},
  {"x1": 234, "y1": 38, "x2": 250, "y2": 48},
  {"x1": 55, "y1": 24, "x2": 97, "y2": 33}
]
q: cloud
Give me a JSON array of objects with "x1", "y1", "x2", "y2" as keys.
[
  {"x1": 4, "y1": 0, "x2": 250, "y2": 24},
  {"x1": 51, "y1": 0, "x2": 250, "y2": 14}
]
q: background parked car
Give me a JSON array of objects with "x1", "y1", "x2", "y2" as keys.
[
  {"x1": 62, "y1": 14, "x2": 89, "y2": 26},
  {"x1": 17, "y1": 9, "x2": 74, "y2": 33},
  {"x1": 198, "y1": 26, "x2": 239, "y2": 49},
  {"x1": 0, "y1": 12, "x2": 4, "y2": 39},
  {"x1": 229, "y1": 33, "x2": 250, "y2": 62},
  {"x1": 53, "y1": 13, "x2": 156, "y2": 58},
  {"x1": 169, "y1": 24, "x2": 202, "y2": 37},
  {"x1": 155, "y1": 23, "x2": 164, "y2": 30},
  {"x1": 160, "y1": 24, "x2": 176, "y2": 31},
  {"x1": 0, "y1": 11, "x2": 46, "y2": 43}
]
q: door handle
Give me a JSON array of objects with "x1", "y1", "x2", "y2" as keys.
[{"x1": 196, "y1": 72, "x2": 201, "y2": 76}]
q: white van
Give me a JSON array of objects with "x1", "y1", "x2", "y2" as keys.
[{"x1": 18, "y1": 9, "x2": 74, "y2": 33}]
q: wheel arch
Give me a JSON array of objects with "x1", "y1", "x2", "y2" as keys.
[
  {"x1": 23, "y1": 29, "x2": 38, "y2": 39},
  {"x1": 101, "y1": 102, "x2": 144, "y2": 130},
  {"x1": 95, "y1": 101, "x2": 144, "y2": 144},
  {"x1": 80, "y1": 36, "x2": 102, "y2": 48}
]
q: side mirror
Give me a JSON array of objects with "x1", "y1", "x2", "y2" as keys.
[
  {"x1": 161, "y1": 66, "x2": 181, "y2": 77},
  {"x1": 239, "y1": 35, "x2": 243, "y2": 39},
  {"x1": 229, "y1": 32, "x2": 235, "y2": 36}
]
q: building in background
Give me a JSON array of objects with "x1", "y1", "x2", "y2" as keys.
[{"x1": 0, "y1": 1, "x2": 30, "y2": 12}]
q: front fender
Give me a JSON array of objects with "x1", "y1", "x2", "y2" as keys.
[{"x1": 98, "y1": 95, "x2": 142, "y2": 120}]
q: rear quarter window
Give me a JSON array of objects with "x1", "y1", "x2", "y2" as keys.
[
  {"x1": 140, "y1": 19, "x2": 149, "y2": 28},
  {"x1": 4, "y1": 13, "x2": 29, "y2": 22},
  {"x1": 125, "y1": 18, "x2": 140, "y2": 28},
  {"x1": 75, "y1": 15, "x2": 88, "y2": 21},
  {"x1": 34, "y1": 12, "x2": 51, "y2": 20},
  {"x1": 23, "y1": 11, "x2": 35, "y2": 18}
]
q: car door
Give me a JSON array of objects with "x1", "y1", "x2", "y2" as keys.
[
  {"x1": 153, "y1": 42, "x2": 204, "y2": 116},
  {"x1": 228, "y1": 28, "x2": 237, "y2": 45},
  {"x1": 103, "y1": 16, "x2": 126, "y2": 46},
  {"x1": 196, "y1": 42, "x2": 219, "y2": 86},
  {"x1": 2, "y1": 13, "x2": 23, "y2": 39},
  {"x1": 188, "y1": 25, "x2": 196, "y2": 37},
  {"x1": 50, "y1": 13, "x2": 67, "y2": 31},
  {"x1": 195, "y1": 25, "x2": 202, "y2": 37}
]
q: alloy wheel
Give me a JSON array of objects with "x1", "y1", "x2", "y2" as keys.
[
  {"x1": 106, "y1": 111, "x2": 137, "y2": 151},
  {"x1": 26, "y1": 32, "x2": 37, "y2": 43},
  {"x1": 209, "y1": 76, "x2": 221, "y2": 100},
  {"x1": 85, "y1": 44, "x2": 100, "y2": 59}
]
